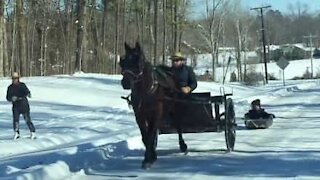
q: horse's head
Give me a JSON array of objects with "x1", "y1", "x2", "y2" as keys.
[{"x1": 119, "y1": 42, "x2": 145, "y2": 90}]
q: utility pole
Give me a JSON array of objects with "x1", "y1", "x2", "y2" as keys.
[
  {"x1": 251, "y1": 5, "x2": 271, "y2": 84},
  {"x1": 303, "y1": 34, "x2": 318, "y2": 78}
]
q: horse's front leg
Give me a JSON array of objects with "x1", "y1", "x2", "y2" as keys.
[
  {"x1": 137, "y1": 118, "x2": 155, "y2": 169},
  {"x1": 177, "y1": 127, "x2": 188, "y2": 153},
  {"x1": 142, "y1": 103, "x2": 162, "y2": 169},
  {"x1": 136, "y1": 117, "x2": 148, "y2": 147},
  {"x1": 142, "y1": 128, "x2": 159, "y2": 169}
]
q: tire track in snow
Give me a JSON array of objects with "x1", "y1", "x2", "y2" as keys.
[{"x1": 0, "y1": 126, "x2": 139, "y2": 163}]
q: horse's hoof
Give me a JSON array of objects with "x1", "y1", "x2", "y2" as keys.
[
  {"x1": 151, "y1": 154, "x2": 157, "y2": 163},
  {"x1": 150, "y1": 157, "x2": 157, "y2": 163},
  {"x1": 179, "y1": 143, "x2": 188, "y2": 153},
  {"x1": 142, "y1": 162, "x2": 152, "y2": 170}
]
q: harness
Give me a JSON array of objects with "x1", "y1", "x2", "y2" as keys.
[
  {"x1": 121, "y1": 65, "x2": 184, "y2": 113},
  {"x1": 121, "y1": 66, "x2": 167, "y2": 95},
  {"x1": 147, "y1": 68, "x2": 159, "y2": 94}
]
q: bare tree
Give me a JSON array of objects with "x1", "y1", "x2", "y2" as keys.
[
  {"x1": 88, "y1": 0, "x2": 100, "y2": 72},
  {"x1": 3, "y1": 0, "x2": 320, "y2": 79},
  {"x1": 0, "y1": 0, "x2": 5, "y2": 76},
  {"x1": 197, "y1": 0, "x2": 227, "y2": 81},
  {"x1": 162, "y1": 0, "x2": 167, "y2": 64},
  {"x1": 114, "y1": 0, "x2": 120, "y2": 74},
  {"x1": 154, "y1": 0, "x2": 159, "y2": 64},
  {"x1": 173, "y1": 0, "x2": 179, "y2": 52},
  {"x1": 15, "y1": 0, "x2": 27, "y2": 76},
  {"x1": 75, "y1": 0, "x2": 87, "y2": 72},
  {"x1": 230, "y1": 1, "x2": 253, "y2": 81}
]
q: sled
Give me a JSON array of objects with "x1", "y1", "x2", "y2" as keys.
[{"x1": 244, "y1": 115, "x2": 273, "y2": 129}]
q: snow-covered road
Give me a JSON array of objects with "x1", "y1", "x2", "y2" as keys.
[{"x1": 1, "y1": 74, "x2": 320, "y2": 179}]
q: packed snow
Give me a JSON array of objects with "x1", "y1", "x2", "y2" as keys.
[{"x1": 1, "y1": 70, "x2": 320, "y2": 179}]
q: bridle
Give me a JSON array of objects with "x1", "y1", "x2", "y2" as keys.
[{"x1": 121, "y1": 69, "x2": 143, "y2": 83}]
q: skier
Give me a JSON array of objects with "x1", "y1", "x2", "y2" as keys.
[{"x1": 6, "y1": 72, "x2": 36, "y2": 140}]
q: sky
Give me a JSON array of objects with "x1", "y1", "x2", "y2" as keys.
[
  {"x1": 242, "y1": 0, "x2": 320, "y2": 12},
  {"x1": 1, "y1": 63, "x2": 320, "y2": 179},
  {"x1": 190, "y1": 0, "x2": 320, "y2": 19}
]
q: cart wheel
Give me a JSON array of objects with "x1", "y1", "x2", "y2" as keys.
[{"x1": 225, "y1": 98, "x2": 236, "y2": 151}]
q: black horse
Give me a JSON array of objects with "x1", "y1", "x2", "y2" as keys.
[{"x1": 119, "y1": 42, "x2": 188, "y2": 169}]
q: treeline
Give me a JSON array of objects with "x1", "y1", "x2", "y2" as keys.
[
  {"x1": 0, "y1": 0, "x2": 192, "y2": 77},
  {"x1": 0, "y1": 0, "x2": 319, "y2": 80}
]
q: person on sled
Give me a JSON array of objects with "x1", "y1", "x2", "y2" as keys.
[{"x1": 245, "y1": 99, "x2": 275, "y2": 119}]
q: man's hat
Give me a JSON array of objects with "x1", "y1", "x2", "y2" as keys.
[
  {"x1": 251, "y1": 99, "x2": 261, "y2": 106},
  {"x1": 170, "y1": 52, "x2": 186, "y2": 61},
  {"x1": 12, "y1": 72, "x2": 20, "y2": 79}
]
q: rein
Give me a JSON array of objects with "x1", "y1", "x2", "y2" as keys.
[{"x1": 162, "y1": 96, "x2": 211, "y2": 104}]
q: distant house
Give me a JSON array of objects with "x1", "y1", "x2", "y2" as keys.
[
  {"x1": 313, "y1": 48, "x2": 320, "y2": 59},
  {"x1": 243, "y1": 51, "x2": 259, "y2": 64},
  {"x1": 254, "y1": 43, "x2": 316, "y2": 61},
  {"x1": 194, "y1": 43, "x2": 317, "y2": 69},
  {"x1": 267, "y1": 43, "x2": 316, "y2": 61},
  {"x1": 281, "y1": 44, "x2": 305, "y2": 53}
]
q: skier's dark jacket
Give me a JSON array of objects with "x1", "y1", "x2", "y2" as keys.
[
  {"x1": 172, "y1": 64, "x2": 197, "y2": 91},
  {"x1": 6, "y1": 82, "x2": 31, "y2": 113}
]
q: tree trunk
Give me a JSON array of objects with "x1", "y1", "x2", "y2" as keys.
[
  {"x1": 208, "y1": 0, "x2": 216, "y2": 81},
  {"x1": 3, "y1": 7, "x2": 8, "y2": 76},
  {"x1": 162, "y1": 0, "x2": 166, "y2": 64},
  {"x1": 0, "y1": 1, "x2": 5, "y2": 76},
  {"x1": 141, "y1": 0, "x2": 145, "y2": 44},
  {"x1": 40, "y1": 26, "x2": 44, "y2": 76},
  {"x1": 135, "y1": 1, "x2": 141, "y2": 42},
  {"x1": 75, "y1": 0, "x2": 87, "y2": 72},
  {"x1": 178, "y1": 0, "x2": 188, "y2": 52},
  {"x1": 101, "y1": 0, "x2": 107, "y2": 48},
  {"x1": 16, "y1": 0, "x2": 27, "y2": 76},
  {"x1": 148, "y1": 0, "x2": 154, "y2": 62},
  {"x1": 57, "y1": 0, "x2": 67, "y2": 74},
  {"x1": 153, "y1": 0, "x2": 158, "y2": 64},
  {"x1": 236, "y1": 20, "x2": 242, "y2": 81},
  {"x1": 10, "y1": 1, "x2": 16, "y2": 74},
  {"x1": 121, "y1": 0, "x2": 126, "y2": 55},
  {"x1": 173, "y1": 0, "x2": 179, "y2": 52},
  {"x1": 101, "y1": 0, "x2": 108, "y2": 73},
  {"x1": 88, "y1": 0, "x2": 99, "y2": 72},
  {"x1": 205, "y1": 0, "x2": 224, "y2": 82},
  {"x1": 114, "y1": 0, "x2": 120, "y2": 74},
  {"x1": 67, "y1": 1, "x2": 75, "y2": 74},
  {"x1": 43, "y1": 26, "x2": 48, "y2": 76}
]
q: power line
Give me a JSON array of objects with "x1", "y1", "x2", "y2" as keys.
[{"x1": 250, "y1": 5, "x2": 271, "y2": 84}]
